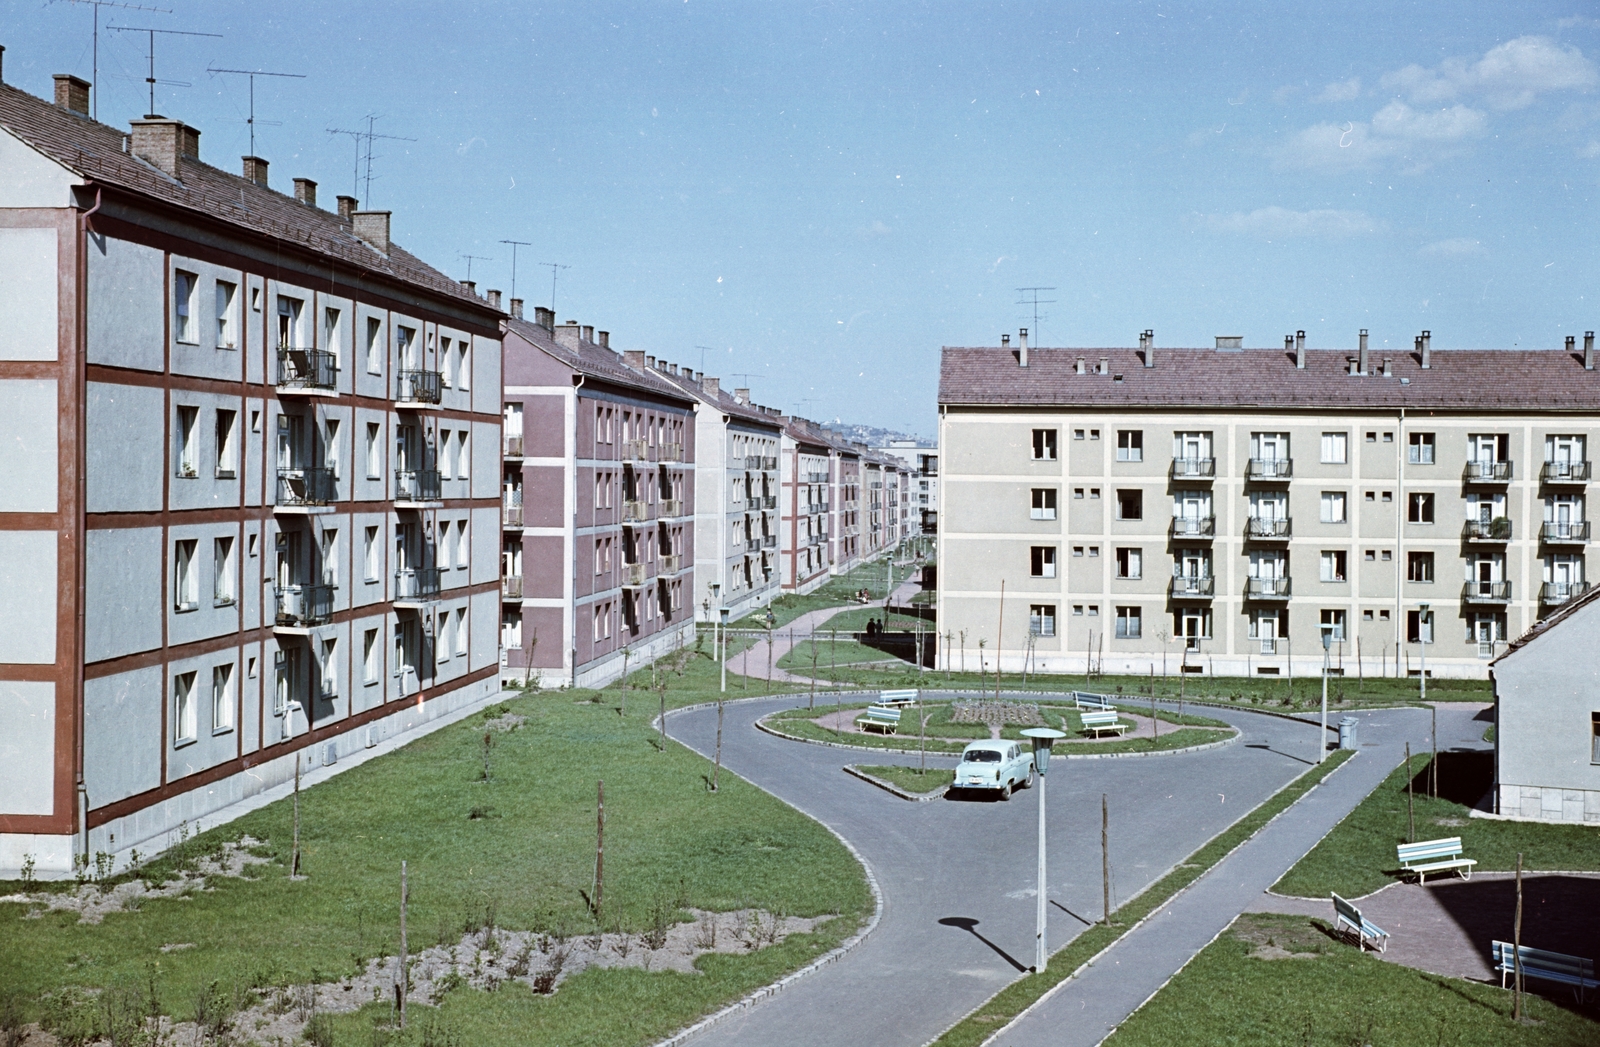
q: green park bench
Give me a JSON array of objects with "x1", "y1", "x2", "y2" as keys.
[
  {"x1": 1332, "y1": 892, "x2": 1390, "y2": 953},
  {"x1": 1492, "y1": 941, "x2": 1598, "y2": 1002},
  {"x1": 856, "y1": 705, "x2": 902, "y2": 734},
  {"x1": 1396, "y1": 836, "x2": 1477, "y2": 885},
  {"x1": 1079, "y1": 710, "x2": 1129, "y2": 738}
]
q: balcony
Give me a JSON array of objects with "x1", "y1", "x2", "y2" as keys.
[
  {"x1": 504, "y1": 435, "x2": 524, "y2": 459},
  {"x1": 502, "y1": 495, "x2": 523, "y2": 529},
  {"x1": 659, "y1": 553, "x2": 683, "y2": 574},
  {"x1": 1170, "y1": 516, "x2": 1216, "y2": 539},
  {"x1": 746, "y1": 455, "x2": 777, "y2": 471},
  {"x1": 758, "y1": 495, "x2": 778, "y2": 510},
  {"x1": 1246, "y1": 458, "x2": 1293, "y2": 482},
  {"x1": 1171, "y1": 457, "x2": 1216, "y2": 481},
  {"x1": 275, "y1": 467, "x2": 336, "y2": 513},
  {"x1": 658, "y1": 441, "x2": 685, "y2": 463},
  {"x1": 806, "y1": 471, "x2": 829, "y2": 484},
  {"x1": 1169, "y1": 574, "x2": 1215, "y2": 599},
  {"x1": 1462, "y1": 517, "x2": 1512, "y2": 542},
  {"x1": 502, "y1": 575, "x2": 524, "y2": 601},
  {"x1": 1541, "y1": 520, "x2": 1591, "y2": 544},
  {"x1": 274, "y1": 583, "x2": 335, "y2": 631},
  {"x1": 621, "y1": 562, "x2": 647, "y2": 588},
  {"x1": 1462, "y1": 460, "x2": 1513, "y2": 484},
  {"x1": 1541, "y1": 580, "x2": 1591, "y2": 605},
  {"x1": 1541, "y1": 460, "x2": 1590, "y2": 484},
  {"x1": 763, "y1": 534, "x2": 778, "y2": 548},
  {"x1": 395, "y1": 468, "x2": 442, "y2": 508},
  {"x1": 622, "y1": 438, "x2": 651, "y2": 462},
  {"x1": 623, "y1": 500, "x2": 649, "y2": 523},
  {"x1": 395, "y1": 369, "x2": 442, "y2": 407},
  {"x1": 1462, "y1": 580, "x2": 1511, "y2": 603},
  {"x1": 1245, "y1": 517, "x2": 1292, "y2": 541},
  {"x1": 745, "y1": 538, "x2": 763, "y2": 553},
  {"x1": 660, "y1": 498, "x2": 684, "y2": 517},
  {"x1": 394, "y1": 567, "x2": 441, "y2": 607},
  {"x1": 1244, "y1": 577, "x2": 1292, "y2": 600},
  {"x1": 275, "y1": 347, "x2": 337, "y2": 396},
  {"x1": 808, "y1": 502, "x2": 830, "y2": 516}
]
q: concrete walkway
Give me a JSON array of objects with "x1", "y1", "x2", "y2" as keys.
[{"x1": 739, "y1": 577, "x2": 924, "y2": 685}]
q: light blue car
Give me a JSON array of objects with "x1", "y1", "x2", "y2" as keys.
[{"x1": 952, "y1": 739, "x2": 1035, "y2": 800}]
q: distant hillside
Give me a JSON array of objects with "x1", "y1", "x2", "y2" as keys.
[{"x1": 822, "y1": 421, "x2": 932, "y2": 447}]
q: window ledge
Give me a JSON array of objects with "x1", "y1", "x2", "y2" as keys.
[
  {"x1": 215, "y1": 470, "x2": 237, "y2": 480},
  {"x1": 173, "y1": 736, "x2": 197, "y2": 749},
  {"x1": 174, "y1": 603, "x2": 198, "y2": 614},
  {"x1": 212, "y1": 725, "x2": 234, "y2": 737},
  {"x1": 213, "y1": 598, "x2": 236, "y2": 608},
  {"x1": 216, "y1": 344, "x2": 237, "y2": 351}
]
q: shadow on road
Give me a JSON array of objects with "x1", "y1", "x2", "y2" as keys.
[
  {"x1": 938, "y1": 916, "x2": 1030, "y2": 973},
  {"x1": 1051, "y1": 899, "x2": 1095, "y2": 927}
]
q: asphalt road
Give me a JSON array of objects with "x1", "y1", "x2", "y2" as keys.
[{"x1": 664, "y1": 694, "x2": 1487, "y2": 1047}]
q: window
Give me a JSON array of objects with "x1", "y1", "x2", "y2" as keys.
[
  {"x1": 213, "y1": 536, "x2": 235, "y2": 605},
  {"x1": 440, "y1": 336, "x2": 453, "y2": 387},
  {"x1": 1072, "y1": 545, "x2": 1085, "y2": 557},
  {"x1": 1029, "y1": 604, "x2": 1056, "y2": 637},
  {"x1": 438, "y1": 611, "x2": 452, "y2": 663},
  {"x1": 1365, "y1": 491, "x2": 1376, "y2": 502},
  {"x1": 458, "y1": 340, "x2": 471, "y2": 390},
  {"x1": 1031, "y1": 428, "x2": 1057, "y2": 460},
  {"x1": 321, "y1": 638, "x2": 338, "y2": 697},
  {"x1": 1382, "y1": 550, "x2": 1392, "y2": 561},
  {"x1": 211, "y1": 664, "x2": 234, "y2": 732},
  {"x1": 174, "y1": 539, "x2": 199, "y2": 611},
  {"x1": 1408, "y1": 493, "x2": 1435, "y2": 523},
  {"x1": 1116, "y1": 430, "x2": 1143, "y2": 462},
  {"x1": 1320, "y1": 550, "x2": 1348, "y2": 583},
  {"x1": 1030, "y1": 488, "x2": 1058, "y2": 520},
  {"x1": 1320, "y1": 491, "x2": 1347, "y2": 523},
  {"x1": 1073, "y1": 487, "x2": 1085, "y2": 499},
  {"x1": 215, "y1": 409, "x2": 238, "y2": 478},
  {"x1": 325, "y1": 418, "x2": 341, "y2": 480},
  {"x1": 1030, "y1": 546, "x2": 1057, "y2": 578},
  {"x1": 1087, "y1": 604, "x2": 1099, "y2": 615},
  {"x1": 363, "y1": 628, "x2": 380, "y2": 683},
  {"x1": 1090, "y1": 488, "x2": 1100, "y2": 499},
  {"x1": 1073, "y1": 429, "x2": 1085, "y2": 440},
  {"x1": 1382, "y1": 491, "x2": 1393, "y2": 502},
  {"x1": 1116, "y1": 489, "x2": 1143, "y2": 520},
  {"x1": 1366, "y1": 431, "x2": 1378, "y2": 443},
  {"x1": 457, "y1": 521, "x2": 469, "y2": 568},
  {"x1": 1115, "y1": 606, "x2": 1142, "y2": 639},
  {"x1": 250, "y1": 285, "x2": 262, "y2": 312},
  {"x1": 1592, "y1": 713, "x2": 1600, "y2": 765},
  {"x1": 595, "y1": 540, "x2": 604, "y2": 576},
  {"x1": 366, "y1": 422, "x2": 382, "y2": 478},
  {"x1": 1088, "y1": 546, "x2": 1100, "y2": 557},
  {"x1": 174, "y1": 270, "x2": 197, "y2": 343},
  {"x1": 1408, "y1": 551, "x2": 1434, "y2": 582},
  {"x1": 365, "y1": 317, "x2": 383, "y2": 373},
  {"x1": 437, "y1": 522, "x2": 453, "y2": 570},
  {"x1": 1320, "y1": 609, "x2": 1346, "y2": 642},
  {"x1": 1407, "y1": 609, "x2": 1434, "y2": 644},
  {"x1": 458, "y1": 430, "x2": 470, "y2": 481},
  {"x1": 396, "y1": 325, "x2": 417, "y2": 367},
  {"x1": 439, "y1": 430, "x2": 454, "y2": 479},
  {"x1": 1365, "y1": 549, "x2": 1376, "y2": 561},
  {"x1": 320, "y1": 528, "x2": 338, "y2": 587},
  {"x1": 364, "y1": 525, "x2": 380, "y2": 581},
  {"x1": 323, "y1": 307, "x2": 341, "y2": 368},
  {"x1": 1090, "y1": 429, "x2": 1100, "y2": 440},
  {"x1": 1115, "y1": 547, "x2": 1142, "y2": 579},
  {"x1": 1320, "y1": 432, "x2": 1348, "y2": 464},
  {"x1": 276, "y1": 296, "x2": 304, "y2": 349},
  {"x1": 176, "y1": 405, "x2": 199, "y2": 478},
  {"x1": 215, "y1": 281, "x2": 237, "y2": 348},
  {"x1": 1408, "y1": 432, "x2": 1435, "y2": 464},
  {"x1": 173, "y1": 671, "x2": 197, "y2": 743},
  {"x1": 456, "y1": 607, "x2": 468, "y2": 656}
]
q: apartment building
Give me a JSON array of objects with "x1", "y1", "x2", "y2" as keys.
[
  {"x1": 938, "y1": 330, "x2": 1600, "y2": 679},
  {"x1": 781, "y1": 418, "x2": 836, "y2": 593},
  {"x1": 873, "y1": 439, "x2": 937, "y2": 538},
  {"x1": 500, "y1": 309, "x2": 695, "y2": 688},
  {"x1": 0, "y1": 69, "x2": 504, "y2": 877},
  {"x1": 836, "y1": 444, "x2": 864, "y2": 570}
]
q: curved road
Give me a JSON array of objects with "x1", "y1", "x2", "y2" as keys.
[{"x1": 664, "y1": 693, "x2": 1490, "y2": 1047}]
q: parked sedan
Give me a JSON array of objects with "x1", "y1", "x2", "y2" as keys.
[{"x1": 952, "y1": 740, "x2": 1034, "y2": 799}]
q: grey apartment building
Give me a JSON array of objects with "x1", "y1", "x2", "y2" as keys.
[
  {"x1": 938, "y1": 330, "x2": 1600, "y2": 679},
  {"x1": 0, "y1": 70, "x2": 504, "y2": 877}
]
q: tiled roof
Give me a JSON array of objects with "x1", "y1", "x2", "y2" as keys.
[
  {"x1": 650, "y1": 369, "x2": 785, "y2": 428},
  {"x1": 503, "y1": 316, "x2": 695, "y2": 404},
  {"x1": 0, "y1": 82, "x2": 488, "y2": 310},
  {"x1": 1493, "y1": 582, "x2": 1600, "y2": 664},
  {"x1": 939, "y1": 346, "x2": 1600, "y2": 412}
]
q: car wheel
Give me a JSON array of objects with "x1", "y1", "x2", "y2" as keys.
[
  {"x1": 999, "y1": 781, "x2": 1012, "y2": 801},
  {"x1": 1023, "y1": 769, "x2": 1036, "y2": 790}
]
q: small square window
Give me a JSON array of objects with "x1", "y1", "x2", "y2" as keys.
[
  {"x1": 1363, "y1": 609, "x2": 1374, "y2": 620},
  {"x1": 1089, "y1": 429, "x2": 1100, "y2": 440},
  {"x1": 1383, "y1": 432, "x2": 1394, "y2": 442},
  {"x1": 1382, "y1": 491, "x2": 1393, "y2": 502},
  {"x1": 1090, "y1": 488, "x2": 1101, "y2": 499},
  {"x1": 1088, "y1": 546, "x2": 1100, "y2": 557},
  {"x1": 1073, "y1": 604, "x2": 1084, "y2": 616},
  {"x1": 1381, "y1": 550, "x2": 1392, "y2": 561},
  {"x1": 1074, "y1": 429, "x2": 1086, "y2": 440},
  {"x1": 1072, "y1": 545, "x2": 1085, "y2": 557},
  {"x1": 1365, "y1": 491, "x2": 1376, "y2": 502},
  {"x1": 1087, "y1": 604, "x2": 1099, "y2": 616},
  {"x1": 1074, "y1": 488, "x2": 1085, "y2": 499},
  {"x1": 1380, "y1": 609, "x2": 1391, "y2": 621},
  {"x1": 1366, "y1": 431, "x2": 1378, "y2": 442},
  {"x1": 1364, "y1": 549, "x2": 1376, "y2": 561}
]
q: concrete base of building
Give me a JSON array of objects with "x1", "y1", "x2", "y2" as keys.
[
  {"x1": 1494, "y1": 783, "x2": 1600, "y2": 824},
  {"x1": 0, "y1": 674, "x2": 506, "y2": 881},
  {"x1": 929, "y1": 652, "x2": 1492, "y2": 680}
]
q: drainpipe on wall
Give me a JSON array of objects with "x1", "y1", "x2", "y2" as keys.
[{"x1": 76, "y1": 186, "x2": 101, "y2": 870}]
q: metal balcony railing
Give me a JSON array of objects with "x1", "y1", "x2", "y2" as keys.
[
  {"x1": 1462, "y1": 580, "x2": 1511, "y2": 603},
  {"x1": 1245, "y1": 517, "x2": 1291, "y2": 540},
  {"x1": 622, "y1": 439, "x2": 651, "y2": 462},
  {"x1": 1541, "y1": 460, "x2": 1590, "y2": 483},
  {"x1": 275, "y1": 583, "x2": 334, "y2": 627},
  {"x1": 394, "y1": 567, "x2": 441, "y2": 603},
  {"x1": 504, "y1": 435, "x2": 524, "y2": 458},
  {"x1": 1244, "y1": 576, "x2": 1292, "y2": 600},
  {"x1": 1170, "y1": 516, "x2": 1216, "y2": 539},
  {"x1": 502, "y1": 575, "x2": 524, "y2": 600},
  {"x1": 1169, "y1": 574, "x2": 1215, "y2": 598},
  {"x1": 660, "y1": 498, "x2": 684, "y2": 517},
  {"x1": 395, "y1": 468, "x2": 442, "y2": 503},
  {"x1": 758, "y1": 495, "x2": 778, "y2": 510},
  {"x1": 276, "y1": 347, "x2": 337, "y2": 393},
  {"x1": 808, "y1": 502, "x2": 830, "y2": 516},
  {"x1": 622, "y1": 562, "x2": 647, "y2": 587},
  {"x1": 623, "y1": 500, "x2": 649, "y2": 523},
  {"x1": 762, "y1": 534, "x2": 777, "y2": 548},
  {"x1": 1171, "y1": 457, "x2": 1216, "y2": 480},
  {"x1": 745, "y1": 538, "x2": 763, "y2": 553},
  {"x1": 1463, "y1": 460, "x2": 1513, "y2": 483},
  {"x1": 1247, "y1": 458, "x2": 1293, "y2": 481},
  {"x1": 1541, "y1": 520, "x2": 1591, "y2": 543},
  {"x1": 276, "y1": 466, "x2": 335, "y2": 507},
  {"x1": 657, "y1": 441, "x2": 684, "y2": 463},
  {"x1": 395, "y1": 369, "x2": 442, "y2": 405},
  {"x1": 1462, "y1": 517, "x2": 1512, "y2": 541},
  {"x1": 806, "y1": 471, "x2": 829, "y2": 484},
  {"x1": 1541, "y1": 580, "x2": 1590, "y2": 604}
]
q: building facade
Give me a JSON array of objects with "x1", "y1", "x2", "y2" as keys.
[
  {"x1": 781, "y1": 418, "x2": 835, "y2": 593},
  {"x1": 0, "y1": 71, "x2": 504, "y2": 877},
  {"x1": 938, "y1": 330, "x2": 1600, "y2": 679}
]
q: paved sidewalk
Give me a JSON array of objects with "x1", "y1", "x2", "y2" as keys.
[{"x1": 744, "y1": 578, "x2": 924, "y2": 684}]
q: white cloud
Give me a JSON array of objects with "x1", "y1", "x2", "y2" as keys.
[
  {"x1": 1197, "y1": 206, "x2": 1384, "y2": 239},
  {"x1": 1419, "y1": 237, "x2": 1488, "y2": 257},
  {"x1": 1316, "y1": 77, "x2": 1362, "y2": 102},
  {"x1": 1276, "y1": 103, "x2": 1485, "y2": 171},
  {"x1": 1381, "y1": 36, "x2": 1596, "y2": 110}
]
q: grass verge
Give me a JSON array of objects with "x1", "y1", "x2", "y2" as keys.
[
  {"x1": 926, "y1": 748, "x2": 1355, "y2": 1047},
  {"x1": 853, "y1": 766, "x2": 954, "y2": 794}
]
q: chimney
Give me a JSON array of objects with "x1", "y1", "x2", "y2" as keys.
[
  {"x1": 1566, "y1": 335, "x2": 1576, "y2": 361},
  {"x1": 623, "y1": 350, "x2": 645, "y2": 371},
  {"x1": 130, "y1": 118, "x2": 199, "y2": 177},
  {"x1": 534, "y1": 306, "x2": 555, "y2": 331},
  {"x1": 53, "y1": 74, "x2": 90, "y2": 115},
  {"x1": 1358, "y1": 329, "x2": 1369, "y2": 376},
  {"x1": 351, "y1": 211, "x2": 391, "y2": 254},
  {"x1": 597, "y1": 331, "x2": 609, "y2": 348},
  {"x1": 645, "y1": 355, "x2": 656, "y2": 370},
  {"x1": 241, "y1": 156, "x2": 269, "y2": 187},
  {"x1": 735, "y1": 387, "x2": 750, "y2": 403},
  {"x1": 337, "y1": 195, "x2": 358, "y2": 220},
  {"x1": 1420, "y1": 330, "x2": 1432, "y2": 369},
  {"x1": 1586, "y1": 331, "x2": 1595, "y2": 371},
  {"x1": 554, "y1": 322, "x2": 582, "y2": 349},
  {"x1": 509, "y1": 298, "x2": 523, "y2": 320},
  {"x1": 1098, "y1": 357, "x2": 1109, "y2": 375},
  {"x1": 581, "y1": 325, "x2": 595, "y2": 343},
  {"x1": 293, "y1": 178, "x2": 317, "y2": 207},
  {"x1": 1018, "y1": 328, "x2": 1028, "y2": 367},
  {"x1": 1075, "y1": 357, "x2": 1086, "y2": 375},
  {"x1": 1001, "y1": 334, "x2": 1010, "y2": 347},
  {"x1": 1144, "y1": 329, "x2": 1156, "y2": 367},
  {"x1": 487, "y1": 289, "x2": 502, "y2": 309},
  {"x1": 460, "y1": 280, "x2": 476, "y2": 295},
  {"x1": 703, "y1": 375, "x2": 720, "y2": 395},
  {"x1": 1, "y1": 45, "x2": 6, "y2": 83},
  {"x1": 1382, "y1": 357, "x2": 1393, "y2": 377},
  {"x1": 1291, "y1": 332, "x2": 1303, "y2": 369}
]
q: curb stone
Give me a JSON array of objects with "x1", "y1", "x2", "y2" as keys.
[
  {"x1": 758, "y1": 712, "x2": 1239, "y2": 761},
  {"x1": 843, "y1": 764, "x2": 951, "y2": 802}
]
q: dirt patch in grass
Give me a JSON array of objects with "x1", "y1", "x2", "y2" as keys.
[{"x1": 0, "y1": 838, "x2": 271, "y2": 925}]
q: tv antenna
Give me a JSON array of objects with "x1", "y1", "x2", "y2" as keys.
[
  {"x1": 108, "y1": 24, "x2": 221, "y2": 119},
  {"x1": 694, "y1": 346, "x2": 718, "y2": 373},
  {"x1": 538, "y1": 261, "x2": 570, "y2": 313},
  {"x1": 1015, "y1": 286, "x2": 1056, "y2": 346},
  {"x1": 499, "y1": 240, "x2": 532, "y2": 302},
  {"x1": 50, "y1": 0, "x2": 172, "y2": 121},
  {"x1": 206, "y1": 67, "x2": 305, "y2": 156},
  {"x1": 458, "y1": 253, "x2": 492, "y2": 283},
  {"x1": 326, "y1": 115, "x2": 415, "y2": 204}
]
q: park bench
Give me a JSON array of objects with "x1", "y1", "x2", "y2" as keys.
[
  {"x1": 856, "y1": 705, "x2": 902, "y2": 734},
  {"x1": 1332, "y1": 892, "x2": 1390, "y2": 953},
  {"x1": 1072, "y1": 691, "x2": 1113, "y2": 711},
  {"x1": 877, "y1": 689, "x2": 919, "y2": 707},
  {"x1": 1079, "y1": 710, "x2": 1129, "y2": 738},
  {"x1": 1492, "y1": 942, "x2": 1598, "y2": 1002},
  {"x1": 1396, "y1": 837, "x2": 1477, "y2": 885}
]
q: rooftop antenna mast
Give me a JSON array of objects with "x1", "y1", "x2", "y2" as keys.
[
  {"x1": 52, "y1": 0, "x2": 172, "y2": 121},
  {"x1": 695, "y1": 346, "x2": 718, "y2": 373},
  {"x1": 539, "y1": 261, "x2": 571, "y2": 314},
  {"x1": 206, "y1": 67, "x2": 305, "y2": 157},
  {"x1": 458, "y1": 253, "x2": 492, "y2": 283},
  {"x1": 499, "y1": 240, "x2": 532, "y2": 302},
  {"x1": 1015, "y1": 286, "x2": 1057, "y2": 347},
  {"x1": 108, "y1": 24, "x2": 221, "y2": 119},
  {"x1": 326, "y1": 115, "x2": 414, "y2": 205}
]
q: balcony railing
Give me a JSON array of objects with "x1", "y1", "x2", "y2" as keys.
[
  {"x1": 660, "y1": 498, "x2": 684, "y2": 517},
  {"x1": 1462, "y1": 580, "x2": 1511, "y2": 603},
  {"x1": 275, "y1": 583, "x2": 334, "y2": 628},
  {"x1": 762, "y1": 534, "x2": 777, "y2": 548},
  {"x1": 502, "y1": 575, "x2": 524, "y2": 600},
  {"x1": 746, "y1": 455, "x2": 778, "y2": 471},
  {"x1": 758, "y1": 495, "x2": 778, "y2": 510},
  {"x1": 621, "y1": 439, "x2": 651, "y2": 462},
  {"x1": 504, "y1": 435, "x2": 525, "y2": 459},
  {"x1": 395, "y1": 468, "x2": 442, "y2": 504},
  {"x1": 394, "y1": 567, "x2": 441, "y2": 603},
  {"x1": 1462, "y1": 517, "x2": 1512, "y2": 542},
  {"x1": 808, "y1": 502, "x2": 830, "y2": 516},
  {"x1": 1541, "y1": 520, "x2": 1591, "y2": 543},
  {"x1": 1246, "y1": 458, "x2": 1293, "y2": 481},
  {"x1": 745, "y1": 538, "x2": 763, "y2": 553},
  {"x1": 658, "y1": 441, "x2": 685, "y2": 463},
  {"x1": 276, "y1": 347, "x2": 337, "y2": 393},
  {"x1": 660, "y1": 553, "x2": 682, "y2": 574},
  {"x1": 1541, "y1": 460, "x2": 1590, "y2": 484},
  {"x1": 1171, "y1": 457, "x2": 1216, "y2": 480},
  {"x1": 1244, "y1": 576, "x2": 1292, "y2": 600},
  {"x1": 1245, "y1": 517, "x2": 1292, "y2": 540},
  {"x1": 621, "y1": 563, "x2": 647, "y2": 587},
  {"x1": 1541, "y1": 580, "x2": 1591, "y2": 604},
  {"x1": 276, "y1": 466, "x2": 336, "y2": 508},
  {"x1": 1169, "y1": 574, "x2": 1215, "y2": 598},
  {"x1": 1170, "y1": 516, "x2": 1216, "y2": 539},
  {"x1": 1463, "y1": 460, "x2": 1513, "y2": 484},
  {"x1": 806, "y1": 471, "x2": 829, "y2": 484},
  {"x1": 395, "y1": 369, "x2": 442, "y2": 406},
  {"x1": 623, "y1": 500, "x2": 649, "y2": 523},
  {"x1": 502, "y1": 497, "x2": 523, "y2": 528}
]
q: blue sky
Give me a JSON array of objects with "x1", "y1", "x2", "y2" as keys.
[{"x1": 6, "y1": 2, "x2": 1598, "y2": 435}]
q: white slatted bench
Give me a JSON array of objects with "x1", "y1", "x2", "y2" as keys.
[
  {"x1": 1493, "y1": 942, "x2": 1598, "y2": 1003},
  {"x1": 855, "y1": 705, "x2": 901, "y2": 734},
  {"x1": 1396, "y1": 837, "x2": 1477, "y2": 885},
  {"x1": 877, "y1": 689, "x2": 919, "y2": 707},
  {"x1": 1332, "y1": 892, "x2": 1389, "y2": 953},
  {"x1": 1073, "y1": 691, "x2": 1113, "y2": 711},
  {"x1": 1079, "y1": 710, "x2": 1129, "y2": 738}
]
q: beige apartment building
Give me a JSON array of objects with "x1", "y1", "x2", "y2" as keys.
[{"x1": 938, "y1": 330, "x2": 1600, "y2": 679}]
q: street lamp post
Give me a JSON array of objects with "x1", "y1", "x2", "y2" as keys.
[
  {"x1": 1417, "y1": 602, "x2": 1430, "y2": 705},
  {"x1": 1319, "y1": 625, "x2": 1333, "y2": 764},
  {"x1": 720, "y1": 606, "x2": 730, "y2": 694},
  {"x1": 1020, "y1": 726, "x2": 1066, "y2": 973}
]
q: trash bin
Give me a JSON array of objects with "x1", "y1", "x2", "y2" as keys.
[{"x1": 1338, "y1": 716, "x2": 1359, "y2": 750}]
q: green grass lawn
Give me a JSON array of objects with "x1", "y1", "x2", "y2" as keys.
[
  {"x1": 0, "y1": 646, "x2": 867, "y2": 1047},
  {"x1": 764, "y1": 558, "x2": 919, "y2": 628},
  {"x1": 854, "y1": 766, "x2": 953, "y2": 793},
  {"x1": 1273, "y1": 751, "x2": 1600, "y2": 898},
  {"x1": 1103, "y1": 912, "x2": 1599, "y2": 1047}
]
